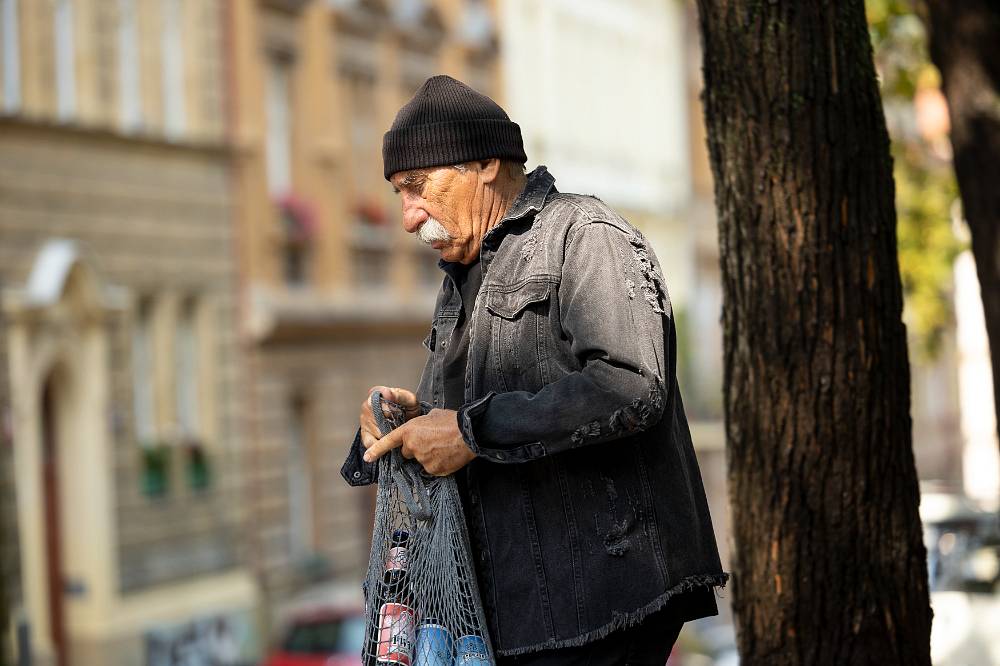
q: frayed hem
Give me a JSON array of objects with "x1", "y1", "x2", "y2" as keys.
[{"x1": 495, "y1": 572, "x2": 730, "y2": 657}]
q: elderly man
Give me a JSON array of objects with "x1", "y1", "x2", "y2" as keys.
[{"x1": 342, "y1": 76, "x2": 727, "y2": 664}]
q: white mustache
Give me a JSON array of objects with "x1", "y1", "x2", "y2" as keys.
[{"x1": 417, "y1": 217, "x2": 453, "y2": 244}]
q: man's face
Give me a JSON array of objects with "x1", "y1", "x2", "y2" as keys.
[{"x1": 390, "y1": 164, "x2": 483, "y2": 264}]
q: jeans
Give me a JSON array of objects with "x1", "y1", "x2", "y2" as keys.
[{"x1": 496, "y1": 607, "x2": 684, "y2": 666}]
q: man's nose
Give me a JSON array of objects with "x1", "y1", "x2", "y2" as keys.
[{"x1": 401, "y1": 200, "x2": 428, "y2": 234}]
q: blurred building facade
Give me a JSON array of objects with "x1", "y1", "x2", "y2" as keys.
[
  {"x1": 0, "y1": 1, "x2": 255, "y2": 664},
  {"x1": 228, "y1": 0, "x2": 502, "y2": 618}
]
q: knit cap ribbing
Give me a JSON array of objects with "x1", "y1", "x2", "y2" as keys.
[{"x1": 382, "y1": 75, "x2": 527, "y2": 179}]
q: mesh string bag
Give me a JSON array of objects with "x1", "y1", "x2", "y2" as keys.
[{"x1": 362, "y1": 390, "x2": 495, "y2": 666}]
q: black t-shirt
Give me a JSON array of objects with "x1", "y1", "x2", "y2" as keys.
[
  {"x1": 441, "y1": 258, "x2": 484, "y2": 410},
  {"x1": 445, "y1": 259, "x2": 483, "y2": 553}
]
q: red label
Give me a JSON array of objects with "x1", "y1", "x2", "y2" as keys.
[{"x1": 376, "y1": 602, "x2": 415, "y2": 665}]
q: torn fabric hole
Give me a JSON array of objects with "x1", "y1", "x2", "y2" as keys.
[
  {"x1": 571, "y1": 420, "x2": 602, "y2": 445},
  {"x1": 628, "y1": 234, "x2": 666, "y2": 314}
]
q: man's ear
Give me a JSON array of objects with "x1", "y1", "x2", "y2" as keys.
[{"x1": 478, "y1": 158, "x2": 501, "y2": 184}]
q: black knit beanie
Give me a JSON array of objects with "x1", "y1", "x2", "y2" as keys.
[{"x1": 382, "y1": 75, "x2": 527, "y2": 180}]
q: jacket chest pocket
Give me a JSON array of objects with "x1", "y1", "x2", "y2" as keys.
[{"x1": 484, "y1": 280, "x2": 551, "y2": 393}]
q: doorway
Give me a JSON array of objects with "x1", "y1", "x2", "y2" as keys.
[{"x1": 41, "y1": 375, "x2": 68, "y2": 666}]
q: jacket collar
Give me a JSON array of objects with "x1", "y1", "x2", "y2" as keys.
[
  {"x1": 482, "y1": 166, "x2": 556, "y2": 247},
  {"x1": 500, "y1": 166, "x2": 556, "y2": 225},
  {"x1": 439, "y1": 166, "x2": 557, "y2": 272}
]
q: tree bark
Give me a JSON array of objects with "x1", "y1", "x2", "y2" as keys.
[
  {"x1": 694, "y1": 1, "x2": 932, "y2": 663},
  {"x1": 923, "y1": 0, "x2": 1000, "y2": 461}
]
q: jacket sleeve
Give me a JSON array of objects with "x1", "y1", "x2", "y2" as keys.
[{"x1": 458, "y1": 219, "x2": 673, "y2": 463}]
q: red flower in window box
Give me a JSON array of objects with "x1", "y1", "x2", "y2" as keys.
[
  {"x1": 354, "y1": 197, "x2": 388, "y2": 226},
  {"x1": 276, "y1": 193, "x2": 318, "y2": 244}
]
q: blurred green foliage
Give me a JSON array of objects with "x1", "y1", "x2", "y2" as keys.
[
  {"x1": 867, "y1": 0, "x2": 965, "y2": 359},
  {"x1": 895, "y1": 143, "x2": 961, "y2": 358}
]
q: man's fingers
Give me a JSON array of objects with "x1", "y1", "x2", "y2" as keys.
[
  {"x1": 386, "y1": 387, "x2": 419, "y2": 411},
  {"x1": 364, "y1": 386, "x2": 422, "y2": 431},
  {"x1": 360, "y1": 427, "x2": 378, "y2": 451},
  {"x1": 374, "y1": 385, "x2": 417, "y2": 404},
  {"x1": 363, "y1": 426, "x2": 405, "y2": 463},
  {"x1": 367, "y1": 385, "x2": 413, "y2": 422}
]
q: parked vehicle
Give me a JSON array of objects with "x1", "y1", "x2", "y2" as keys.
[
  {"x1": 263, "y1": 608, "x2": 365, "y2": 666},
  {"x1": 263, "y1": 583, "x2": 365, "y2": 666},
  {"x1": 921, "y1": 484, "x2": 1000, "y2": 665}
]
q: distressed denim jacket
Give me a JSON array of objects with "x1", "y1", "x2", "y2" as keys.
[{"x1": 342, "y1": 166, "x2": 728, "y2": 655}]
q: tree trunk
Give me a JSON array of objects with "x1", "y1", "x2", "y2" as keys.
[
  {"x1": 694, "y1": 1, "x2": 932, "y2": 664},
  {"x1": 923, "y1": 0, "x2": 1000, "y2": 462}
]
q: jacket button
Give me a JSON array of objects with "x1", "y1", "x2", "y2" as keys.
[
  {"x1": 480, "y1": 551, "x2": 488, "y2": 562},
  {"x1": 469, "y1": 493, "x2": 478, "y2": 506}
]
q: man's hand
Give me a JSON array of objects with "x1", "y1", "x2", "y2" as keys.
[
  {"x1": 360, "y1": 386, "x2": 421, "y2": 452},
  {"x1": 363, "y1": 408, "x2": 476, "y2": 476}
]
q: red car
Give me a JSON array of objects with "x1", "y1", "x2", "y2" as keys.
[{"x1": 263, "y1": 607, "x2": 366, "y2": 666}]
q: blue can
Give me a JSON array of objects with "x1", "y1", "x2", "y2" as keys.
[
  {"x1": 454, "y1": 635, "x2": 490, "y2": 666},
  {"x1": 413, "y1": 622, "x2": 452, "y2": 666}
]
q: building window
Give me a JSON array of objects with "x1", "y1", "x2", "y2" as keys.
[
  {"x1": 266, "y1": 54, "x2": 293, "y2": 196},
  {"x1": 284, "y1": 247, "x2": 306, "y2": 286},
  {"x1": 132, "y1": 297, "x2": 155, "y2": 445},
  {"x1": 352, "y1": 196, "x2": 390, "y2": 289},
  {"x1": 465, "y1": 62, "x2": 496, "y2": 101},
  {"x1": 399, "y1": 50, "x2": 437, "y2": 99},
  {"x1": 284, "y1": 244, "x2": 307, "y2": 286},
  {"x1": 284, "y1": 248, "x2": 307, "y2": 286},
  {"x1": 162, "y1": 0, "x2": 185, "y2": 138},
  {"x1": 341, "y1": 64, "x2": 377, "y2": 193},
  {"x1": 340, "y1": 60, "x2": 390, "y2": 289},
  {"x1": 287, "y1": 394, "x2": 314, "y2": 558},
  {"x1": 1, "y1": 0, "x2": 20, "y2": 113},
  {"x1": 118, "y1": 0, "x2": 141, "y2": 130},
  {"x1": 54, "y1": 0, "x2": 75, "y2": 121},
  {"x1": 277, "y1": 194, "x2": 315, "y2": 287},
  {"x1": 175, "y1": 297, "x2": 199, "y2": 441},
  {"x1": 458, "y1": 0, "x2": 495, "y2": 52}
]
